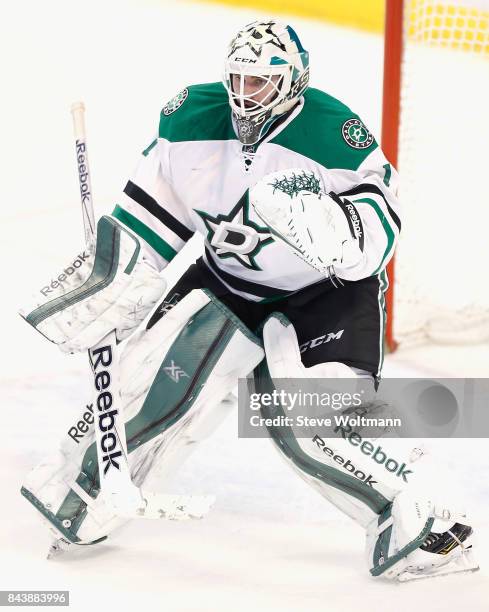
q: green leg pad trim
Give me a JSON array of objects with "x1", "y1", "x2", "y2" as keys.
[
  {"x1": 51, "y1": 293, "x2": 260, "y2": 538},
  {"x1": 254, "y1": 360, "x2": 390, "y2": 515},
  {"x1": 370, "y1": 508, "x2": 435, "y2": 577},
  {"x1": 21, "y1": 486, "x2": 82, "y2": 544}
]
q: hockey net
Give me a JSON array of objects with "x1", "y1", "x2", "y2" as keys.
[{"x1": 383, "y1": 0, "x2": 489, "y2": 348}]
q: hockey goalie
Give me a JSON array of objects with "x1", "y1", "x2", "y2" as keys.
[{"x1": 19, "y1": 19, "x2": 477, "y2": 581}]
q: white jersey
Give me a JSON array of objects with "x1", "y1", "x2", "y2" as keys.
[{"x1": 113, "y1": 82, "x2": 401, "y2": 302}]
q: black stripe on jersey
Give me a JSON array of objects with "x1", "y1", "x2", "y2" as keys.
[
  {"x1": 339, "y1": 184, "x2": 401, "y2": 232},
  {"x1": 124, "y1": 181, "x2": 194, "y2": 242},
  {"x1": 204, "y1": 248, "x2": 291, "y2": 299}
]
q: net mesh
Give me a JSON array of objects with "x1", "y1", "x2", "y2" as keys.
[{"x1": 393, "y1": 0, "x2": 489, "y2": 346}]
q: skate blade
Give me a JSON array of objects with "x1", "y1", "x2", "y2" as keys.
[
  {"x1": 398, "y1": 549, "x2": 479, "y2": 583},
  {"x1": 46, "y1": 538, "x2": 71, "y2": 560}
]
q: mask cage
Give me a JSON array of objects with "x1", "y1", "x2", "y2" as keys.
[{"x1": 224, "y1": 63, "x2": 292, "y2": 118}]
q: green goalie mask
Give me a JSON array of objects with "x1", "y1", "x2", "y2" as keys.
[{"x1": 223, "y1": 20, "x2": 310, "y2": 145}]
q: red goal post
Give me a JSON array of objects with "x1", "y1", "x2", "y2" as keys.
[
  {"x1": 381, "y1": 0, "x2": 489, "y2": 351},
  {"x1": 382, "y1": 0, "x2": 403, "y2": 353}
]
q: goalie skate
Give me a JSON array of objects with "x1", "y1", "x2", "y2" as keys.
[
  {"x1": 396, "y1": 523, "x2": 479, "y2": 582},
  {"x1": 368, "y1": 490, "x2": 479, "y2": 583}
]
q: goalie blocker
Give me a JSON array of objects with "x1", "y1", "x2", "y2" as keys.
[{"x1": 19, "y1": 215, "x2": 167, "y2": 353}]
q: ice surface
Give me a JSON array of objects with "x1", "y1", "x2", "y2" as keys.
[{"x1": 1, "y1": 1, "x2": 487, "y2": 610}]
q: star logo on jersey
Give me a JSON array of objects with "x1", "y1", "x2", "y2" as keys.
[
  {"x1": 195, "y1": 193, "x2": 273, "y2": 270},
  {"x1": 342, "y1": 119, "x2": 374, "y2": 149}
]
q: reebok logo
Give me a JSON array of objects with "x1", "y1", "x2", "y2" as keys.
[
  {"x1": 329, "y1": 193, "x2": 365, "y2": 250},
  {"x1": 300, "y1": 330, "x2": 344, "y2": 354},
  {"x1": 90, "y1": 344, "x2": 123, "y2": 474},
  {"x1": 76, "y1": 141, "x2": 91, "y2": 206},
  {"x1": 40, "y1": 251, "x2": 90, "y2": 297},
  {"x1": 312, "y1": 435, "x2": 377, "y2": 486},
  {"x1": 334, "y1": 422, "x2": 413, "y2": 482},
  {"x1": 68, "y1": 404, "x2": 94, "y2": 443},
  {"x1": 344, "y1": 202, "x2": 363, "y2": 240},
  {"x1": 163, "y1": 360, "x2": 189, "y2": 383}
]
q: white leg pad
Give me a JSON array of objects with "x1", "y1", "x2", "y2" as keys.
[{"x1": 22, "y1": 289, "x2": 264, "y2": 545}]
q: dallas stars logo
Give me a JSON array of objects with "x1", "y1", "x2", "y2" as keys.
[
  {"x1": 230, "y1": 22, "x2": 287, "y2": 57},
  {"x1": 342, "y1": 118, "x2": 374, "y2": 149},
  {"x1": 162, "y1": 89, "x2": 188, "y2": 116},
  {"x1": 195, "y1": 193, "x2": 273, "y2": 270}
]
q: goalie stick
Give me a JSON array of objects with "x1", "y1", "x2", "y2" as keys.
[{"x1": 68, "y1": 102, "x2": 213, "y2": 522}]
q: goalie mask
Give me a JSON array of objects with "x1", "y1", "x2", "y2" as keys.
[{"x1": 223, "y1": 20, "x2": 310, "y2": 145}]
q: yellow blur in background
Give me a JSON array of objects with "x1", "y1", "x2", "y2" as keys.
[
  {"x1": 196, "y1": 0, "x2": 489, "y2": 55},
  {"x1": 194, "y1": 0, "x2": 385, "y2": 32}
]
